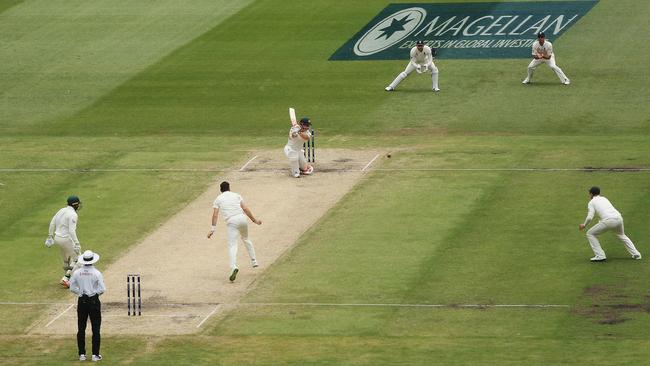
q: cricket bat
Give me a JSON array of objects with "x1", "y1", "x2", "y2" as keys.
[{"x1": 289, "y1": 107, "x2": 297, "y2": 126}]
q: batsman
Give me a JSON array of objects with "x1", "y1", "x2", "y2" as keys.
[{"x1": 284, "y1": 112, "x2": 314, "y2": 178}]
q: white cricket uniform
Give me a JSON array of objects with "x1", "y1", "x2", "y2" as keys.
[
  {"x1": 583, "y1": 196, "x2": 640, "y2": 258},
  {"x1": 388, "y1": 45, "x2": 439, "y2": 90},
  {"x1": 49, "y1": 206, "x2": 81, "y2": 278},
  {"x1": 70, "y1": 265, "x2": 106, "y2": 297},
  {"x1": 283, "y1": 126, "x2": 310, "y2": 177},
  {"x1": 213, "y1": 191, "x2": 257, "y2": 270},
  {"x1": 524, "y1": 40, "x2": 569, "y2": 83}
]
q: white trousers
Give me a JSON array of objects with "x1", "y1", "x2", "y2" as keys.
[
  {"x1": 54, "y1": 235, "x2": 80, "y2": 279},
  {"x1": 526, "y1": 55, "x2": 569, "y2": 83},
  {"x1": 284, "y1": 145, "x2": 307, "y2": 176},
  {"x1": 225, "y1": 214, "x2": 257, "y2": 270},
  {"x1": 586, "y1": 217, "x2": 640, "y2": 258},
  {"x1": 389, "y1": 61, "x2": 439, "y2": 90}
]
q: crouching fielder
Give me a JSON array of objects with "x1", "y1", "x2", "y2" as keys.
[
  {"x1": 283, "y1": 117, "x2": 314, "y2": 178},
  {"x1": 207, "y1": 181, "x2": 262, "y2": 282},
  {"x1": 579, "y1": 186, "x2": 641, "y2": 262},
  {"x1": 385, "y1": 40, "x2": 439, "y2": 92},
  {"x1": 522, "y1": 32, "x2": 570, "y2": 85}
]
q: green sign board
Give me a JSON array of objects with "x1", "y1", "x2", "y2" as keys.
[{"x1": 330, "y1": 1, "x2": 597, "y2": 60}]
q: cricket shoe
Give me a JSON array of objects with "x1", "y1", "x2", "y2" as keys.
[
  {"x1": 60, "y1": 279, "x2": 70, "y2": 288},
  {"x1": 252, "y1": 260, "x2": 259, "y2": 268},
  {"x1": 432, "y1": 88, "x2": 440, "y2": 92},
  {"x1": 229, "y1": 268, "x2": 239, "y2": 282},
  {"x1": 590, "y1": 256, "x2": 606, "y2": 262},
  {"x1": 522, "y1": 79, "x2": 530, "y2": 84},
  {"x1": 563, "y1": 79, "x2": 571, "y2": 85},
  {"x1": 91, "y1": 355, "x2": 102, "y2": 362},
  {"x1": 632, "y1": 254, "x2": 642, "y2": 260},
  {"x1": 384, "y1": 86, "x2": 394, "y2": 91},
  {"x1": 293, "y1": 173, "x2": 300, "y2": 178},
  {"x1": 79, "y1": 354, "x2": 86, "y2": 361}
]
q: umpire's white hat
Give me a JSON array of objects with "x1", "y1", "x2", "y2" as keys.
[{"x1": 78, "y1": 250, "x2": 100, "y2": 265}]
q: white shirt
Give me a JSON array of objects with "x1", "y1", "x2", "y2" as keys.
[
  {"x1": 48, "y1": 206, "x2": 80, "y2": 244},
  {"x1": 213, "y1": 191, "x2": 245, "y2": 221},
  {"x1": 285, "y1": 125, "x2": 311, "y2": 151},
  {"x1": 532, "y1": 40, "x2": 554, "y2": 58},
  {"x1": 70, "y1": 265, "x2": 105, "y2": 297},
  {"x1": 410, "y1": 46, "x2": 433, "y2": 66},
  {"x1": 584, "y1": 196, "x2": 622, "y2": 225}
]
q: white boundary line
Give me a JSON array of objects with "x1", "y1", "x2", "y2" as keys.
[
  {"x1": 239, "y1": 155, "x2": 258, "y2": 171},
  {"x1": 45, "y1": 303, "x2": 74, "y2": 327},
  {"x1": 374, "y1": 168, "x2": 650, "y2": 172},
  {"x1": 2, "y1": 167, "x2": 649, "y2": 173},
  {"x1": 0, "y1": 301, "x2": 69, "y2": 305},
  {"x1": 240, "y1": 302, "x2": 569, "y2": 308},
  {"x1": 0, "y1": 301, "x2": 571, "y2": 308},
  {"x1": 362, "y1": 154, "x2": 381, "y2": 172},
  {"x1": 196, "y1": 304, "x2": 220, "y2": 328}
]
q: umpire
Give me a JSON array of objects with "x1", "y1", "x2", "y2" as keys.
[{"x1": 69, "y1": 250, "x2": 106, "y2": 362}]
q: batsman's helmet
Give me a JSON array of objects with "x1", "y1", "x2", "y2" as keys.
[
  {"x1": 299, "y1": 117, "x2": 311, "y2": 126},
  {"x1": 589, "y1": 186, "x2": 600, "y2": 195},
  {"x1": 67, "y1": 195, "x2": 81, "y2": 207}
]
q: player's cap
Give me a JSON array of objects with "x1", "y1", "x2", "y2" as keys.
[
  {"x1": 589, "y1": 186, "x2": 600, "y2": 195},
  {"x1": 537, "y1": 32, "x2": 545, "y2": 38},
  {"x1": 299, "y1": 117, "x2": 311, "y2": 126},
  {"x1": 67, "y1": 195, "x2": 81, "y2": 206},
  {"x1": 415, "y1": 40, "x2": 424, "y2": 46}
]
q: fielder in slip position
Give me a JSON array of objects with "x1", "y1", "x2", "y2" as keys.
[
  {"x1": 207, "y1": 181, "x2": 261, "y2": 282},
  {"x1": 579, "y1": 186, "x2": 642, "y2": 262},
  {"x1": 522, "y1": 32, "x2": 570, "y2": 85},
  {"x1": 45, "y1": 195, "x2": 83, "y2": 288},
  {"x1": 284, "y1": 116, "x2": 314, "y2": 178},
  {"x1": 385, "y1": 40, "x2": 440, "y2": 92}
]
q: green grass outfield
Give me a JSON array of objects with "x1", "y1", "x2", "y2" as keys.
[{"x1": 2, "y1": 0, "x2": 650, "y2": 365}]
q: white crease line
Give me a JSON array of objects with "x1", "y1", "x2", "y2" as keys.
[
  {"x1": 241, "y1": 302, "x2": 569, "y2": 308},
  {"x1": 239, "y1": 155, "x2": 258, "y2": 171},
  {"x1": 45, "y1": 303, "x2": 74, "y2": 327},
  {"x1": 362, "y1": 154, "x2": 381, "y2": 172},
  {"x1": 196, "y1": 304, "x2": 220, "y2": 328}
]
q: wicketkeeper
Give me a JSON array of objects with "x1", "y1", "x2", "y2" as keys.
[{"x1": 45, "y1": 195, "x2": 83, "y2": 288}]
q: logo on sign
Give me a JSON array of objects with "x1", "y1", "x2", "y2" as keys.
[
  {"x1": 353, "y1": 7, "x2": 427, "y2": 56},
  {"x1": 331, "y1": 1, "x2": 598, "y2": 60}
]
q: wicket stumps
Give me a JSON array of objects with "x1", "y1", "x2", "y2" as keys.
[
  {"x1": 303, "y1": 128, "x2": 315, "y2": 163},
  {"x1": 127, "y1": 274, "x2": 141, "y2": 316}
]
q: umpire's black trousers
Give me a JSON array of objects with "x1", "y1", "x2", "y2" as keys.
[{"x1": 77, "y1": 294, "x2": 101, "y2": 356}]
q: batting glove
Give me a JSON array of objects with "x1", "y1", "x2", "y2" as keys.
[{"x1": 44, "y1": 237, "x2": 54, "y2": 248}]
